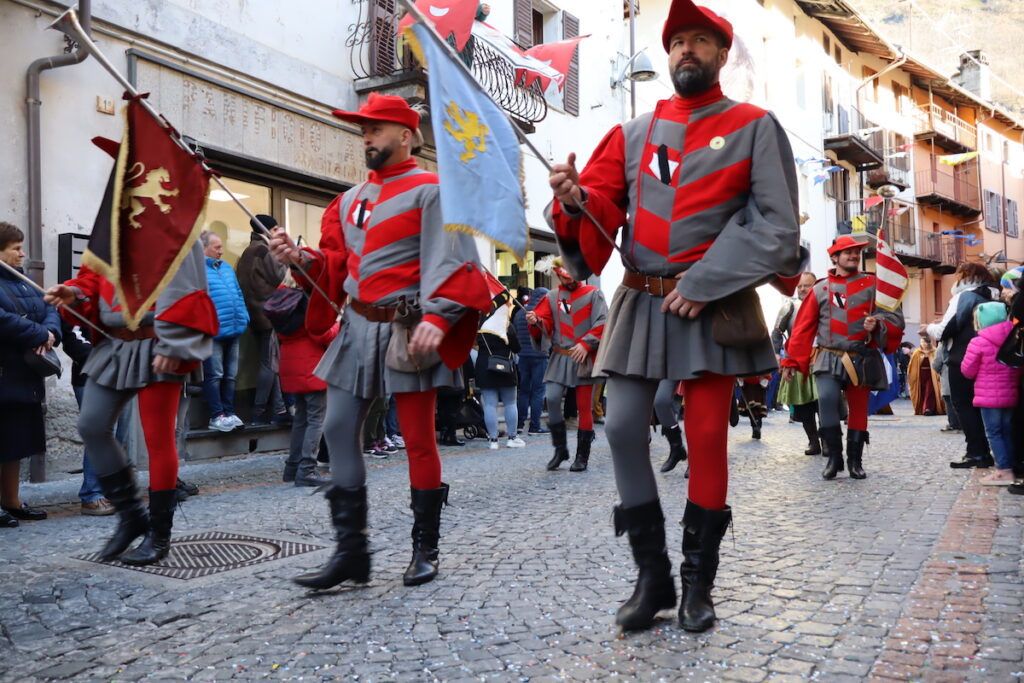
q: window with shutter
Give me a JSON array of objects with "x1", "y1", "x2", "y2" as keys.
[
  {"x1": 984, "y1": 190, "x2": 1002, "y2": 232},
  {"x1": 563, "y1": 11, "x2": 580, "y2": 116},
  {"x1": 369, "y1": 0, "x2": 400, "y2": 76},
  {"x1": 514, "y1": 0, "x2": 534, "y2": 48},
  {"x1": 1006, "y1": 198, "x2": 1019, "y2": 237}
]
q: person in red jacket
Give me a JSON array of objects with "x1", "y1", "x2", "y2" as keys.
[{"x1": 274, "y1": 286, "x2": 339, "y2": 487}]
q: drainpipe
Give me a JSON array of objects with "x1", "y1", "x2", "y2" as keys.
[
  {"x1": 25, "y1": 0, "x2": 92, "y2": 287},
  {"x1": 24, "y1": 0, "x2": 91, "y2": 484}
]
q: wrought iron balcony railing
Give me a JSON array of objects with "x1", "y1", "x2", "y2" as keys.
[{"x1": 346, "y1": 0, "x2": 548, "y2": 124}]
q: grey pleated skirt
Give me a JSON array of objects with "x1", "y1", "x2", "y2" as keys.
[
  {"x1": 543, "y1": 350, "x2": 601, "y2": 386},
  {"x1": 594, "y1": 285, "x2": 777, "y2": 381},
  {"x1": 83, "y1": 338, "x2": 187, "y2": 390},
  {"x1": 315, "y1": 308, "x2": 462, "y2": 399}
]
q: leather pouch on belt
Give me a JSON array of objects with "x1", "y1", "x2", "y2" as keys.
[
  {"x1": 385, "y1": 296, "x2": 442, "y2": 373},
  {"x1": 710, "y1": 288, "x2": 769, "y2": 348}
]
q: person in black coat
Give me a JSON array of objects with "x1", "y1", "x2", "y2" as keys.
[
  {"x1": 0, "y1": 222, "x2": 61, "y2": 528},
  {"x1": 475, "y1": 303, "x2": 523, "y2": 449}
]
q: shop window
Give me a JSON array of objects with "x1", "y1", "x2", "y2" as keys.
[{"x1": 202, "y1": 177, "x2": 272, "y2": 266}]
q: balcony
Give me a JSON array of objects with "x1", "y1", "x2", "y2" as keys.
[
  {"x1": 891, "y1": 228, "x2": 965, "y2": 274},
  {"x1": 836, "y1": 198, "x2": 912, "y2": 245},
  {"x1": 823, "y1": 104, "x2": 884, "y2": 170},
  {"x1": 914, "y1": 104, "x2": 977, "y2": 153},
  {"x1": 347, "y1": 0, "x2": 548, "y2": 126},
  {"x1": 915, "y1": 162, "x2": 982, "y2": 217}
]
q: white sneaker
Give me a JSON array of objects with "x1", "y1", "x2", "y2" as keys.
[
  {"x1": 208, "y1": 416, "x2": 233, "y2": 432},
  {"x1": 505, "y1": 437, "x2": 526, "y2": 448},
  {"x1": 389, "y1": 434, "x2": 405, "y2": 449},
  {"x1": 488, "y1": 439, "x2": 499, "y2": 450},
  {"x1": 225, "y1": 414, "x2": 244, "y2": 429}
]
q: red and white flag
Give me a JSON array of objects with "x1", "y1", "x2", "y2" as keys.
[{"x1": 874, "y1": 227, "x2": 908, "y2": 312}]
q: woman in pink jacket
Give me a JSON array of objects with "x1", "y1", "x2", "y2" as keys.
[{"x1": 961, "y1": 311, "x2": 1023, "y2": 485}]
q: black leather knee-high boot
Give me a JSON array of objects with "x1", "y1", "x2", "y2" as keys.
[
  {"x1": 546, "y1": 422, "x2": 570, "y2": 470},
  {"x1": 678, "y1": 500, "x2": 731, "y2": 632},
  {"x1": 403, "y1": 483, "x2": 449, "y2": 586},
  {"x1": 294, "y1": 486, "x2": 370, "y2": 589},
  {"x1": 802, "y1": 418, "x2": 821, "y2": 455},
  {"x1": 96, "y1": 467, "x2": 149, "y2": 561},
  {"x1": 659, "y1": 424, "x2": 688, "y2": 472},
  {"x1": 846, "y1": 429, "x2": 868, "y2": 479},
  {"x1": 614, "y1": 500, "x2": 676, "y2": 630},
  {"x1": 569, "y1": 430, "x2": 595, "y2": 472},
  {"x1": 820, "y1": 425, "x2": 844, "y2": 479},
  {"x1": 121, "y1": 489, "x2": 176, "y2": 566}
]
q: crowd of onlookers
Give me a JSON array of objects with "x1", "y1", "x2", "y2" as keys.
[{"x1": 3, "y1": 213, "x2": 1022, "y2": 529}]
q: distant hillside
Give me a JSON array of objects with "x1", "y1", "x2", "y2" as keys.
[{"x1": 852, "y1": 0, "x2": 1024, "y2": 117}]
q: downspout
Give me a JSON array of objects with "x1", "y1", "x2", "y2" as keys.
[{"x1": 25, "y1": 0, "x2": 92, "y2": 286}]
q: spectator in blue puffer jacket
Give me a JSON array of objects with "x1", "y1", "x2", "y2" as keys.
[
  {"x1": 201, "y1": 230, "x2": 249, "y2": 432},
  {"x1": 512, "y1": 286, "x2": 549, "y2": 434}
]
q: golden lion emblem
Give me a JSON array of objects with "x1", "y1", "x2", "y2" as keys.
[
  {"x1": 122, "y1": 162, "x2": 179, "y2": 230},
  {"x1": 443, "y1": 101, "x2": 488, "y2": 163}
]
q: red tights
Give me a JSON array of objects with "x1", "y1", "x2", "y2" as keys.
[
  {"x1": 845, "y1": 386, "x2": 870, "y2": 432},
  {"x1": 138, "y1": 382, "x2": 182, "y2": 491},
  {"x1": 575, "y1": 384, "x2": 594, "y2": 430},
  {"x1": 681, "y1": 373, "x2": 735, "y2": 510},
  {"x1": 395, "y1": 389, "x2": 442, "y2": 490}
]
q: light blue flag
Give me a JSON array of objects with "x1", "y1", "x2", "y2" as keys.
[{"x1": 408, "y1": 22, "x2": 528, "y2": 263}]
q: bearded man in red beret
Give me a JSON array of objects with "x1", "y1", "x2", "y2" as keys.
[
  {"x1": 271, "y1": 93, "x2": 490, "y2": 591},
  {"x1": 547, "y1": 0, "x2": 805, "y2": 632},
  {"x1": 782, "y1": 236, "x2": 904, "y2": 481}
]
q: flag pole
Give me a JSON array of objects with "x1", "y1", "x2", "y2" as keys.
[
  {"x1": 0, "y1": 259, "x2": 114, "y2": 341},
  {"x1": 397, "y1": 0, "x2": 638, "y2": 273},
  {"x1": 47, "y1": 9, "x2": 343, "y2": 318}
]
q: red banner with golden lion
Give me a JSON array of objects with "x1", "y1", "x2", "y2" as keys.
[{"x1": 85, "y1": 96, "x2": 210, "y2": 330}]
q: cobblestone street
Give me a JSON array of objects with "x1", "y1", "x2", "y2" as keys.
[{"x1": 2, "y1": 400, "x2": 1023, "y2": 682}]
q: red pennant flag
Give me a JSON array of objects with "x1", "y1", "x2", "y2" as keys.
[
  {"x1": 398, "y1": 0, "x2": 478, "y2": 51},
  {"x1": 863, "y1": 196, "x2": 884, "y2": 209},
  {"x1": 84, "y1": 96, "x2": 210, "y2": 329},
  {"x1": 520, "y1": 36, "x2": 588, "y2": 91}
]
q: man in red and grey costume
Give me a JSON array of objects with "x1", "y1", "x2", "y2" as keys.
[
  {"x1": 782, "y1": 236, "x2": 904, "y2": 480},
  {"x1": 45, "y1": 246, "x2": 217, "y2": 567},
  {"x1": 525, "y1": 256, "x2": 607, "y2": 472},
  {"x1": 270, "y1": 93, "x2": 491, "y2": 590},
  {"x1": 547, "y1": 0, "x2": 804, "y2": 632}
]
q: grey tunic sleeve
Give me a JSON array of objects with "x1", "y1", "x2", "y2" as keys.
[
  {"x1": 418, "y1": 184, "x2": 480, "y2": 326},
  {"x1": 153, "y1": 241, "x2": 214, "y2": 363},
  {"x1": 677, "y1": 113, "x2": 806, "y2": 302},
  {"x1": 580, "y1": 289, "x2": 608, "y2": 353}
]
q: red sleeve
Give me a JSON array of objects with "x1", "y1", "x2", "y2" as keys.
[
  {"x1": 302, "y1": 194, "x2": 349, "y2": 335},
  {"x1": 156, "y1": 290, "x2": 219, "y2": 336},
  {"x1": 550, "y1": 126, "x2": 629, "y2": 277},
  {"x1": 531, "y1": 295, "x2": 553, "y2": 338},
  {"x1": 311, "y1": 322, "x2": 340, "y2": 349},
  {"x1": 880, "y1": 320, "x2": 903, "y2": 354},
  {"x1": 61, "y1": 265, "x2": 105, "y2": 326},
  {"x1": 782, "y1": 291, "x2": 820, "y2": 375}
]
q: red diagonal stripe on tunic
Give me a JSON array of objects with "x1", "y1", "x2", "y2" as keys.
[
  {"x1": 363, "y1": 210, "x2": 423, "y2": 256},
  {"x1": 829, "y1": 318, "x2": 848, "y2": 338},
  {"x1": 670, "y1": 237, "x2": 715, "y2": 264},
  {"x1": 358, "y1": 258, "x2": 420, "y2": 303},
  {"x1": 633, "y1": 206, "x2": 670, "y2": 257},
  {"x1": 559, "y1": 320, "x2": 576, "y2": 341},
  {"x1": 672, "y1": 158, "x2": 752, "y2": 222},
  {"x1": 571, "y1": 301, "x2": 593, "y2": 328},
  {"x1": 682, "y1": 104, "x2": 765, "y2": 156}
]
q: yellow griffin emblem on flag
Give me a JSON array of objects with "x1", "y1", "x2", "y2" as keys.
[
  {"x1": 443, "y1": 101, "x2": 488, "y2": 163},
  {"x1": 122, "y1": 162, "x2": 180, "y2": 230}
]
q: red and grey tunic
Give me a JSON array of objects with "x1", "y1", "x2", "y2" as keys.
[
  {"x1": 529, "y1": 284, "x2": 607, "y2": 386},
  {"x1": 301, "y1": 157, "x2": 490, "y2": 398},
  {"x1": 782, "y1": 269, "x2": 904, "y2": 381},
  {"x1": 546, "y1": 85, "x2": 805, "y2": 381},
  {"x1": 61, "y1": 242, "x2": 217, "y2": 389}
]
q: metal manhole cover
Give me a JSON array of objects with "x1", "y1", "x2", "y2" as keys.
[{"x1": 75, "y1": 531, "x2": 324, "y2": 580}]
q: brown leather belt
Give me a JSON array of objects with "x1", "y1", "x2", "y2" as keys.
[
  {"x1": 552, "y1": 347, "x2": 574, "y2": 357},
  {"x1": 349, "y1": 298, "x2": 397, "y2": 323},
  {"x1": 106, "y1": 326, "x2": 157, "y2": 341},
  {"x1": 622, "y1": 271, "x2": 679, "y2": 297}
]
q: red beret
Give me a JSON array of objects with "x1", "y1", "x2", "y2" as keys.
[
  {"x1": 828, "y1": 235, "x2": 869, "y2": 256},
  {"x1": 332, "y1": 92, "x2": 419, "y2": 132},
  {"x1": 662, "y1": 0, "x2": 733, "y2": 52}
]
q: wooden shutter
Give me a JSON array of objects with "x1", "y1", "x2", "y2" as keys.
[
  {"x1": 514, "y1": 0, "x2": 533, "y2": 49},
  {"x1": 369, "y1": 0, "x2": 399, "y2": 76},
  {"x1": 563, "y1": 11, "x2": 580, "y2": 116}
]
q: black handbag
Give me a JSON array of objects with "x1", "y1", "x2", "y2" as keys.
[
  {"x1": 0, "y1": 280, "x2": 62, "y2": 378},
  {"x1": 847, "y1": 344, "x2": 888, "y2": 390},
  {"x1": 481, "y1": 334, "x2": 514, "y2": 375}
]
